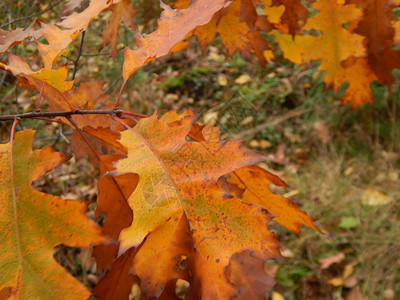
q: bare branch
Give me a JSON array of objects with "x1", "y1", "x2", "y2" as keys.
[{"x1": 0, "y1": 109, "x2": 124, "y2": 121}]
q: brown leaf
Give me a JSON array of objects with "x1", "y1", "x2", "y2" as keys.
[
  {"x1": 347, "y1": 0, "x2": 400, "y2": 86},
  {"x1": 225, "y1": 251, "x2": 276, "y2": 299},
  {"x1": 319, "y1": 252, "x2": 345, "y2": 269},
  {"x1": 271, "y1": 0, "x2": 308, "y2": 35}
]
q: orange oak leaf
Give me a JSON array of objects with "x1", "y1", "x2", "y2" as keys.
[
  {"x1": 0, "y1": 54, "x2": 73, "y2": 93},
  {"x1": 184, "y1": 195, "x2": 279, "y2": 299},
  {"x1": 42, "y1": 81, "x2": 113, "y2": 129},
  {"x1": 272, "y1": 0, "x2": 375, "y2": 107},
  {"x1": 175, "y1": 0, "x2": 272, "y2": 66},
  {"x1": 70, "y1": 125, "x2": 126, "y2": 169},
  {"x1": 122, "y1": 0, "x2": 230, "y2": 81},
  {"x1": 37, "y1": 22, "x2": 79, "y2": 69},
  {"x1": 337, "y1": 57, "x2": 378, "y2": 109},
  {"x1": 276, "y1": 0, "x2": 365, "y2": 84},
  {"x1": 0, "y1": 130, "x2": 105, "y2": 299},
  {"x1": 115, "y1": 112, "x2": 266, "y2": 250},
  {"x1": 99, "y1": 0, "x2": 137, "y2": 57},
  {"x1": 131, "y1": 212, "x2": 194, "y2": 298},
  {"x1": 0, "y1": 21, "x2": 41, "y2": 54},
  {"x1": 58, "y1": 0, "x2": 114, "y2": 34},
  {"x1": 110, "y1": 111, "x2": 282, "y2": 298},
  {"x1": 216, "y1": 0, "x2": 253, "y2": 57},
  {"x1": 220, "y1": 165, "x2": 321, "y2": 234}
]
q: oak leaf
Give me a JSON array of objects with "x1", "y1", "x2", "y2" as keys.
[
  {"x1": 93, "y1": 154, "x2": 137, "y2": 271},
  {"x1": 63, "y1": 0, "x2": 84, "y2": 16},
  {"x1": 220, "y1": 165, "x2": 321, "y2": 234},
  {"x1": 272, "y1": 0, "x2": 376, "y2": 108},
  {"x1": 0, "y1": 21, "x2": 40, "y2": 54},
  {"x1": 174, "y1": 0, "x2": 272, "y2": 66},
  {"x1": 0, "y1": 130, "x2": 105, "y2": 299},
  {"x1": 347, "y1": 0, "x2": 400, "y2": 86},
  {"x1": 92, "y1": 247, "x2": 137, "y2": 300},
  {"x1": 99, "y1": 0, "x2": 137, "y2": 57},
  {"x1": 122, "y1": 0, "x2": 230, "y2": 81},
  {"x1": 225, "y1": 251, "x2": 276, "y2": 299},
  {"x1": 58, "y1": 0, "x2": 114, "y2": 34},
  {"x1": 109, "y1": 111, "x2": 282, "y2": 298},
  {"x1": 0, "y1": 54, "x2": 73, "y2": 93},
  {"x1": 277, "y1": 0, "x2": 365, "y2": 84},
  {"x1": 37, "y1": 22, "x2": 79, "y2": 69},
  {"x1": 271, "y1": 0, "x2": 308, "y2": 35}
]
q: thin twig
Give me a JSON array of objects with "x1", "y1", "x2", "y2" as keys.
[
  {"x1": 0, "y1": 109, "x2": 124, "y2": 121},
  {"x1": 71, "y1": 31, "x2": 86, "y2": 80}
]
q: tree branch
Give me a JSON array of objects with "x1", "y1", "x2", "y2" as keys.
[{"x1": 0, "y1": 109, "x2": 124, "y2": 121}]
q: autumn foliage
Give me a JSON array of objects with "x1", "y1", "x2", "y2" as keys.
[{"x1": 0, "y1": 0, "x2": 398, "y2": 299}]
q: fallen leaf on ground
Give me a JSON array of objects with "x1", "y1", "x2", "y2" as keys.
[
  {"x1": 319, "y1": 252, "x2": 345, "y2": 269},
  {"x1": 235, "y1": 74, "x2": 251, "y2": 85},
  {"x1": 361, "y1": 188, "x2": 393, "y2": 206}
]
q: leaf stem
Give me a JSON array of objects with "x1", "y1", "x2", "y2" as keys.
[
  {"x1": 34, "y1": 83, "x2": 45, "y2": 112},
  {"x1": 114, "y1": 81, "x2": 127, "y2": 109},
  {"x1": 9, "y1": 117, "x2": 22, "y2": 296}
]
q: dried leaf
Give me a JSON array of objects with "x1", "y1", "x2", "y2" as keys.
[
  {"x1": 225, "y1": 251, "x2": 276, "y2": 299},
  {"x1": 319, "y1": 252, "x2": 345, "y2": 269},
  {"x1": 361, "y1": 188, "x2": 394, "y2": 206}
]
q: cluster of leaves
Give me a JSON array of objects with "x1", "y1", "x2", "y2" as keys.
[{"x1": 2, "y1": 0, "x2": 397, "y2": 298}]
